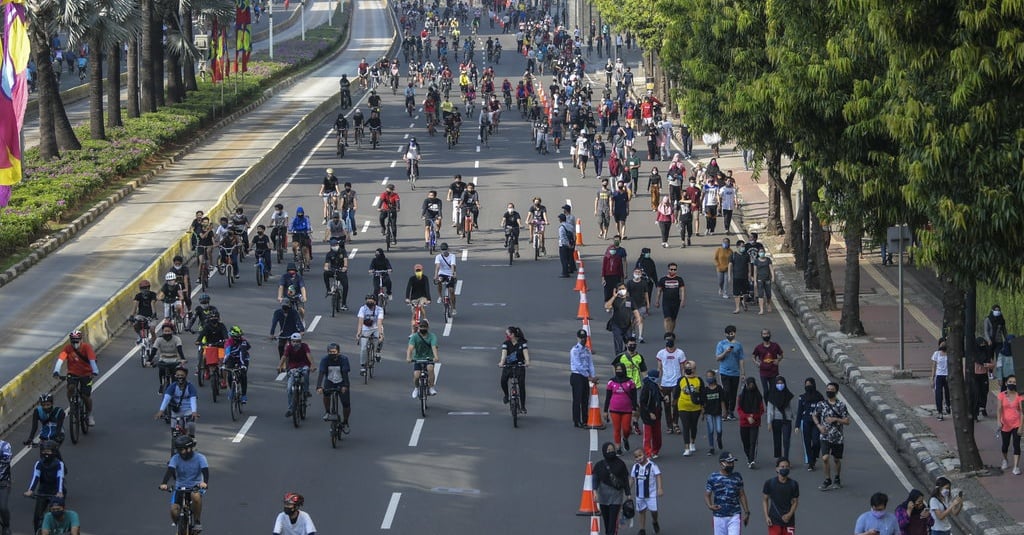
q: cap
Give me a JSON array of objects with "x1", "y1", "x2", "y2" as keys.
[
  {"x1": 49, "y1": 497, "x2": 65, "y2": 507},
  {"x1": 576, "y1": 329, "x2": 588, "y2": 339},
  {"x1": 719, "y1": 451, "x2": 738, "y2": 462},
  {"x1": 418, "y1": 319, "x2": 429, "y2": 327},
  {"x1": 641, "y1": 247, "x2": 651, "y2": 254},
  {"x1": 562, "y1": 204, "x2": 572, "y2": 211},
  {"x1": 414, "y1": 264, "x2": 424, "y2": 271}
]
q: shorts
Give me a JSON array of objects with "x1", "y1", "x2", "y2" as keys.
[
  {"x1": 768, "y1": 526, "x2": 795, "y2": 535},
  {"x1": 732, "y1": 278, "x2": 749, "y2": 296},
  {"x1": 438, "y1": 274, "x2": 457, "y2": 287},
  {"x1": 712, "y1": 514, "x2": 741, "y2": 535},
  {"x1": 635, "y1": 496, "x2": 657, "y2": 512},
  {"x1": 821, "y1": 440, "x2": 844, "y2": 459},
  {"x1": 614, "y1": 214, "x2": 627, "y2": 223},
  {"x1": 757, "y1": 279, "x2": 773, "y2": 299},
  {"x1": 635, "y1": 306, "x2": 648, "y2": 317},
  {"x1": 413, "y1": 361, "x2": 435, "y2": 371},
  {"x1": 170, "y1": 487, "x2": 206, "y2": 505},
  {"x1": 68, "y1": 375, "x2": 93, "y2": 397},
  {"x1": 662, "y1": 302, "x2": 680, "y2": 320}
]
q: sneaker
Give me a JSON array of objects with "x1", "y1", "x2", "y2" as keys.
[
  {"x1": 451, "y1": 309, "x2": 457, "y2": 316},
  {"x1": 87, "y1": 415, "x2": 96, "y2": 426},
  {"x1": 1014, "y1": 467, "x2": 1022, "y2": 475},
  {"x1": 323, "y1": 413, "x2": 331, "y2": 421},
  {"x1": 937, "y1": 413, "x2": 944, "y2": 420},
  {"x1": 412, "y1": 388, "x2": 419, "y2": 399},
  {"x1": 651, "y1": 453, "x2": 659, "y2": 459},
  {"x1": 653, "y1": 521, "x2": 660, "y2": 534},
  {"x1": 623, "y1": 438, "x2": 630, "y2": 451},
  {"x1": 807, "y1": 464, "x2": 815, "y2": 471},
  {"x1": 683, "y1": 448, "x2": 692, "y2": 457},
  {"x1": 375, "y1": 354, "x2": 382, "y2": 362},
  {"x1": 819, "y1": 479, "x2": 832, "y2": 491},
  {"x1": 340, "y1": 305, "x2": 349, "y2": 311},
  {"x1": 707, "y1": 449, "x2": 714, "y2": 456},
  {"x1": 748, "y1": 461, "x2": 755, "y2": 469},
  {"x1": 429, "y1": 387, "x2": 438, "y2": 396},
  {"x1": 831, "y1": 477, "x2": 842, "y2": 489},
  {"x1": 193, "y1": 523, "x2": 203, "y2": 532},
  {"x1": 1001, "y1": 459, "x2": 1009, "y2": 470},
  {"x1": 503, "y1": 395, "x2": 509, "y2": 404},
  {"x1": 388, "y1": 294, "x2": 394, "y2": 301},
  {"x1": 360, "y1": 367, "x2": 366, "y2": 376},
  {"x1": 437, "y1": 297, "x2": 442, "y2": 304},
  {"x1": 521, "y1": 407, "x2": 527, "y2": 414},
  {"x1": 341, "y1": 422, "x2": 350, "y2": 434}
]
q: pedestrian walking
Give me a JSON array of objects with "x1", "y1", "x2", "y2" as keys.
[
  {"x1": 656, "y1": 333, "x2": 685, "y2": 435},
  {"x1": 854, "y1": 492, "x2": 899, "y2": 535},
  {"x1": 715, "y1": 325, "x2": 746, "y2": 420},
  {"x1": 612, "y1": 336, "x2": 647, "y2": 387},
  {"x1": 654, "y1": 196, "x2": 674, "y2": 248},
  {"x1": 654, "y1": 263, "x2": 685, "y2": 335},
  {"x1": 605, "y1": 283, "x2": 634, "y2": 356},
  {"x1": 601, "y1": 237, "x2": 628, "y2": 302},
  {"x1": 648, "y1": 168, "x2": 663, "y2": 211},
  {"x1": 705, "y1": 451, "x2": 751, "y2": 535},
  {"x1": 737, "y1": 377, "x2": 764, "y2": 468},
  {"x1": 930, "y1": 338, "x2": 950, "y2": 420},
  {"x1": 894, "y1": 489, "x2": 933, "y2": 535},
  {"x1": 677, "y1": 360, "x2": 704, "y2": 456},
  {"x1": 570, "y1": 329, "x2": 597, "y2": 428},
  {"x1": 813, "y1": 382, "x2": 850, "y2": 490},
  {"x1": 729, "y1": 240, "x2": 752, "y2": 313},
  {"x1": 752, "y1": 251, "x2": 775, "y2": 314},
  {"x1": 703, "y1": 370, "x2": 726, "y2": 455},
  {"x1": 605, "y1": 363, "x2": 639, "y2": 453},
  {"x1": 927, "y1": 477, "x2": 963, "y2": 535},
  {"x1": 630, "y1": 449, "x2": 663, "y2": 535},
  {"x1": 639, "y1": 370, "x2": 663, "y2": 458},
  {"x1": 996, "y1": 374, "x2": 1021, "y2": 474},
  {"x1": 719, "y1": 176, "x2": 737, "y2": 233},
  {"x1": 557, "y1": 214, "x2": 576, "y2": 278},
  {"x1": 714, "y1": 238, "x2": 732, "y2": 298},
  {"x1": 995, "y1": 335, "x2": 1015, "y2": 392},
  {"x1": 796, "y1": 378, "x2": 824, "y2": 471},
  {"x1": 611, "y1": 182, "x2": 631, "y2": 239},
  {"x1": 752, "y1": 329, "x2": 784, "y2": 396},
  {"x1": 973, "y1": 333, "x2": 997, "y2": 419},
  {"x1": 761, "y1": 458, "x2": 799, "y2": 535},
  {"x1": 594, "y1": 441, "x2": 632, "y2": 535},
  {"x1": 766, "y1": 376, "x2": 794, "y2": 460},
  {"x1": 624, "y1": 270, "x2": 651, "y2": 343}
]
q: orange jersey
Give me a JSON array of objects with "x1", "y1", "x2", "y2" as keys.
[{"x1": 58, "y1": 343, "x2": 97, "y2": 376}]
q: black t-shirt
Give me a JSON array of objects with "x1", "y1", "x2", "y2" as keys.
[
  {"x1": 762, "y1": 477, "x2": 799, "y2": 526},
  {"x1": 703, "y1": 384, "x2": 723, "y2": 416},
  {"x1": 610, "y1": 297, "x2": 633, "y2": 329},
  {"x1": 730, "y1": 250, "x2": 750, "y2": 279},
  {"x1": 449, "y1": 181, "x2": 467, "y2": 200},
  {"x1": 252, "y1": 233, "x2": 271, "y2": 252},
  {"x1": 502, "y1": 340, "x2": 528, "y2": 364},
  {"x1": 502, "y1": 210, "x2": 522, "y2": 229},
  {"x1": 625, "y1": 278, "x2": 648, "y2": 307},
  {"x1": 656, "y1": 275, "x2": 684, "y2": 302},
  {"x1": 160, "y1": 283, "x2": 182, "y2": 303},
  {"x1": 325, "y1": 250, "x2": 346, "y2": 270},
  {"x1": 422, "y1": 198, "x2": 443, "y2": 218},
  {"x1": 322, "y1": 176, "x2": 339, "y2": 193},
  {"x1": 135, "y1": 290, "x2": 157, "y2": 317}
]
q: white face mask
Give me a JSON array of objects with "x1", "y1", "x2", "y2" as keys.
[
  {"x1": 993, "y1": 310, "x2": 1002, "y2": 317},
  {"x1": 617, "y1": 289, "x2": 627, "y2": 297},
  {"x1": 507, "y1": 208, "x2": 514, "y2": 214}
]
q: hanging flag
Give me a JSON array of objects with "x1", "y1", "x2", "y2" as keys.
[
  {"x1": 0, "y1": 0, "x2": 29, "y2": 207},
  {"x1": 210, "y1": 19, "x2": 223, "y2": 82},
  {"x1": 234, "y1": 0, "x2": 252, "y2": 73}
]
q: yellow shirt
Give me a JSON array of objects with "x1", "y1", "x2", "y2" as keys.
[
  {"x1": 441, "y1": 100, "x2": 455, "y2": 113},
  {"x1": 714, "y1": 247, "x2": 731, "y2": 272},
  {"x1": 677, "y1": 376, "x2": 704, "y2": 412}
]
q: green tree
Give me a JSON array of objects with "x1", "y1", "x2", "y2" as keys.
[{"x1": 25, "y1": 0, "x2": 82, "y2": 158}]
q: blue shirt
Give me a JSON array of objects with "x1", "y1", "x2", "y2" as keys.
[
  {"x1": 168, "y1": 452, "x2": 209, "y2": 488},
  {"x1": 289, "y1": 215, "x2": 311, "y2": 233},
  {"x1": 705, "y1": 471, "x2": 744, "y2": 517},
  {"x1": 570, "y1": 343, "x2": 595, "y2": 376},
  {"x1": 715, "y1": 339, "x2": 745, "y2": 376},
  {"x1": 853, "y1": 511, "x2": 899, "y2": 535}
]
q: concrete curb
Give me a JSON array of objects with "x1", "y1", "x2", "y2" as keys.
[
  {"x1": 772, "y1": 269, "x2": 1024, "y2": 534},
  {"x1": 0, "y1": 0, "x2": 394, "y2": 434}
]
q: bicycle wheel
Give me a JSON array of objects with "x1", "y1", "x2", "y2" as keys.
[
  {"x1": 444, "y1": 298, "x2": 452, "y2": 322},
  {"x1": 200, "y1": 264, "x2": 209, "y2": 292},
  {"x1": 211, "y1": 369, "x2": 219, "y2": 403},
  {"x1": 227, "y1": 264, "x2": 234, "y2": 288},
  {"x1": 79, "y1": 404, "x2": 89, "y2": 435},
  {"x1": 68, "y1": 404, "x2": 80, "y2": 444},
  {"x1": 292, "y1": 388, "x2": 301, "y2": 428},
  {"x1": 363, "y1": 346, "x2": 371, "y2": 384},
  {"x1": 230, "y1": 384, "x2": 239, "y2": 421},
  {"x1": 331, "y1": 290, "x2": 341, "y2": 317},
  {"x1": 256, "y1": 262, "x2": 264, "y2": 286},
  {"x1": 510, "y1": 385, "x2": 519, "y2": 428},
  {"x1": 299, "y1": 389, "x2": 307, "y2": 420},
  {"x1": 331, "y1": 421, "x2": 339, "y2": 448},
  {"x1": 276, "y1": 240, "x2": 284, "y2": 264},
  {"x1": 508, "y1": 241, "x2": 514, "y2": 265},
  {"x1": 139, "y1": 339, "x2": 150, "y2": 367},
  {"x1": 420, "y1": 385, "x2": 428, "y2": 417},
  {"x1": 534, "y1": 236, "x2": 540, "y2": 261}
]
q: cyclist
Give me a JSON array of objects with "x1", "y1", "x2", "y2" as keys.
[
  {"x1": 278, "y1": 333, "x2": 315, "y2": 418},
  {"x1": 340, "y1": 182, "x2": 359, "y2": 237},
  {"x1": 169, "y1": 255, "x2": 193, "y2": 316},
  {"x1": 186, "y1": 293, "x2": 218, "y2": 334},
  {"x1": 446, "y1": 174, "x2": 467, "y2": 228},
  {"x1": 279, "y1": 262, "x2": 309, "y2": 315},
  {"x1": 130, "y1": 279, "x2": 157, "y2": 344},
  {"x1": 422, "y1": 190, "x2": 442, "y2": 246},
  {"x1": 378, "y1": 184, "x2": 401, "y2": 238},
  {"x1": 319, "y1": 169, "x2": 340, "y2": 225},
  {"x1": 498, "y1": 326, "x2": 530, "y2": 412},
  {"x1": 23, "y1": 440, "x2": 66, "y2": 534},
  {"x1": 339, "y1": 73, "x2": 352, "y2": 107},
  {"x1": 405, "y1": 264, "x2": 432, "y2": 325},
  {"x1": 252, "y1": 224, "x2": 273, "y2": 277},
  {"x1": 317, "y1": 344, "x2": 352, "y2": 429},
  {"x1": 368, "y1": 248, "x2": 394, "y2": 299},
  {"x1": 159, "y1": 435, "x2": 208, "y2": 533},
  {"x1": 158, "y1": 272, "x2": 185, "y2": 323},
  {"x1": 458, "y1": 182, "x2": 480, "y2": 229},
  {"x1": 357, "y1": 58, "x2": 370, "y2": 88},
  {"x1": 368, "y1": 88, "x2": 382, "y2": 109},
  {"x1": 440, "y1": 96, "x2": 455, "y2": 121},
  {"x1": 433, "y1": 243, "x2": 457, "y2": 315},
  {"x1": 500, "y1": 202, "x2": 523, "y2": 258},
  {"x1": 39, "y1": 497, "x2": 79, "y2": 535},
  {"x1": 367, "y1": 109, "x2": 383, "y2": 146},
  {"x1": 213, "y1": 216, "x2": 231, "y2": 248},
  {"x1": 334, "y1": 113, "x2": 349, "y2": 147},
  {"x1": 355, "y1": 294, "x2": 385, "y2": 376},
  {"x1": 404, "y1": 138, "x2": 422, "y2": 180},
  {"x1": 269, "y1": 203, "x2": 289, "y2": 258},
  {"x1": 322, "y1": 238, "x2": 349, "y2": 312},
  {"x1": 151, "y1": 323, "x2": 186, "y2": 391},
  {"x1": 406, "y1": 319, "x2": 440, "y2": 397},
  {"x1": 223, "y1": 326, "x2": 251, "y2": 404},
  {"x1": 326, "y1": 211, "x2": 348, "y2": 247},
  {"x1": 218, "y1": 229, "x2": 243, "y2": 278},
  {"x1": 270, "y1": 301, "x2": 305, "y2": 358},
  {"x1": 289, "y1": 206, "x2": 313, "y2": 268},
  {"x1": 52, "y1": 331, "x2": 98, "y2": 427},
  {"x1": 527, "y1": 196, "x2": 549, "y2": 255},
  {"x1": 229, "y1": 206, "x2": 251, "y2": 256},
  {"x1": 275, "y1": 493, "x2": 317, "y2": 535},
  {"x1": 24, "y1": 394, "x2": 64, "y2": 446},
  {"x1": 155, "y1": 365, "x2": 199, "y2": 437},
  {"x1": 404, "y1": 82, "x2": 417, "y2": 112},
  {"x1": 352, "y1": 109, "x2": 365, "y2": 144},
  {"x1": 196, "y1": 311, "x2": 229, "y2": 382}
]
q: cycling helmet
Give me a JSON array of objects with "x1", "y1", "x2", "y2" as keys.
[
  {"x1": 198, "y1": 293, "x2": 211, "y2": 304},
  {"x1": 410, "y1": 137, "x2": 417, "y2": 143},
  {"x1": 287, "y1": 285, "x2": 298, "y2": 296},
  {"x1": 327, "y1": 342, "x2": 341, "y2": 352},
  {"x1": 69, "y1": 330, "x2": 83, "y2": 342},
  {"x1": 229, "y1": 325, "x2": 243, "y2": 337},
  {"x1": 365, "y1": 293, "x2": 377, "y2": 301},
  {"x1": 173, "y1": 435, "x2": 196, "y2": 450},
  {"x1": 139, "y1": 280, "x2": 151, "y2": 289},
  {"x1": 208, "y1": 311, "x2": 220, "y2": 321},
  {"x1": 283, "y1": 493, "x2": 305, "y2": 507},
  {"x1": 287, "y1": 262, "x2": 298, "y2": 271},
  {"x1": 173, "y1": 255, "x2": 184, "y2": 263},
  {"x1": 439, "y1": 242, "x2": 449, "y2": 251},
  {"x1": 290, "y1": 333, "x2": 303, "y2": 341},
  {"x1": 39, "y1": 439, "x2": 59, "y2": 452},
  {"x1": 165, "y1": 272, "x2": 177, "y2": 281},
  {"x1": 39, "y1": 393, "x2": 54, "y2": 404},
  {"x1": 326, "y1": 168, "x2": 335, "y2": 175},
  {"x1": 296, "y1": 206, "x2": 305, "y2": 214}
]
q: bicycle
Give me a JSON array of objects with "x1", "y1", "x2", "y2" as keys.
[
  {"x1": 336, "y1": 129, "x2": 346, "y2": 158},
  {"x1": 255, "y1": 249, "x2": 269, "y2": 286},
  {"x1": 461, "y1": 208, "x2": 474, "y2": 243},
  {"x1": 288, "y1": 367, "x2": 309, "y2": 428},
  {"x1": 329, "y1": 268, "x2": 344, "y2": 317},
  {"x1": 439, "y1": 278, "x2": 454, "y2": 321},
  {"x1": 292, "y1": 233, "x2": 311, "y2": 273},
  {"x1": 503, "y1": 226, "x2": 519, "y2": 265},
  {"x1": 426, "y1": 218, "x2": 439, "y2": 254},
  {"x1": 272, "y1": 226, "x2": 287, "y2": 264},
  {"x1": 324, "y1": 387, "x2": 349, "y2": 448},
  {"x1": 218, "y1": 245, "x2": 239, "y2": 287},
  {"x1": 406, "y1": 99, "x2": 415, "y2": 117},
  {"x1": 61, "y1": 375, "x2": 90, "y2": 444},
  {"x1": 371, "y1": 269, "x2": 391, "y2": 316},
  {"x1": 323, "y1": 193, "x2": 339, "y2": 222},
  {"x1": 163, "y1": 485, "x2": 203, "y2": 535},
  {"x1": 407, "y1": 159, "x2": 420, "y2": 189},
  {"x1": 416, "y1": 363, "x2": 430, "y2": 417},
  {"x1": 361, "y1": 333, "x2": 380, "y2": 384},
  {"x1": 371, "y1": 126, "x2": 381, "y2": 149},
  {"x1": 130, "y1": 315, "x2": 155, "y2": 367},
  {"x1": 502, "y1": 364, "x2": 524, "y2": 427},
  {"x1": 197, "y1": 246, "x2": 211, "y2": 292},
  {"x1": 384, "y1": 210, "x2": 398, "y2": 251},
  {"x1": 168, "y1": 415, "x2": 193, "y2": 454},
  {"x1": 196, "y1": 343, "x2": 223, "y2": 393},
  {"x1": 409, "y1": 301, "x2": 428, "y2": 333},
  {"x1": 446, "y1": 125, "x2": 458, "y2": 150},
  {"x1": 170, "y1": 304, "x2": 187, "y2": 335},
  {"x1": 156, "y1": 359, "x2": 183, "y2": 395},
  {"x1": 225, "y1": 365, "x2": 245, "y2": 421},
  {"x1": 531, "y1": 221, "x2": 545, "y2": 260}
]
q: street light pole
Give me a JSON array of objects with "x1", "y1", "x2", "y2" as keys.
[
  {"x1": 301, "y1": 0, "x2": 306, "y2": 41},
  {"x1": 269, "y1": 0, "x2": 275, "y2": 59}
]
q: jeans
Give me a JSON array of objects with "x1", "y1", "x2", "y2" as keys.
[
  {"x1": 359, "y1": 329, "x2": 380, "y2": 366},
  {"x1": 722, "y1": 209, "x2": 733, "y2": 232},
  {"x1": 593, "y1": 157, "x2": 604, "y2": 177},
  {"x1": 500, "y1": 365, "x2": 526, "y2": 406},
  {"x1": 717, "y1": 271, "x2": 728, "y2": 295},
  {"x1": 706, "y1": 414, "x2": 723, "y2": 449},
  {"x1": 658, "y1": 221, "x2": 671, "y2": 243},
  {"x1": 286, "y1": 367, "x2": 309, "y2": 412},
  {"x1": 682, "y1": 134, "x2": 693, "y2": 156},
  {"x1": 343, "y1": 208, "x2": 357, "y2": 234},
  {"x1": 610, "y1": 324, "x2": 628, "y2": 355},
  {"x1": 934, "y1": 375, "x2": 950, "y2": 414},
  {"x1": 559, "y1": 245, "x2": 575, "y2": 276},
  {"x1": 771, "y1": 419, "x2": 792, "y2": 459}
]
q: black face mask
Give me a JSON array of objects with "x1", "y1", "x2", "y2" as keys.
[
  {"x1": 721, "y1": 464, "x2": 734, "y2": 474},
  {"x1": 419, "y1": 328, "x2": 428, "y2": 334},
  {"x1": 162, "y1": 334, "x2": 173, "y2": 340},
  {"x1": 176, "y1": 376, "x2": 187, "y2": 384},
  {"x1": 41, "y1": 453, "x2": 54, "y2": 461},
  {"x1": 1007, "y1": 384, "x2": 1018, "y2": 392},
  {"x1": 805, "y1": 385, "x2": 815, "y2": 394},
  {"x1": 179, "y1": 451, "x2": 194, "y2": 460},
  {"x1": 684, "y1": 368, "x2": 694, "y2": 375},
  {"x1": 626, "y1": 345, "x2": 637, "y2": 351},
  {"x1": 603, "y1": 450, "x2": 617, "y2": 461},
  {"x1": 826, "y1": 390, "x2": 837, "y2": 399},
  {"x1": 762, "y1": 336, "x2": 771, "y2": 342},
  {"x1": 51, "y1": 511, "x2": 64, "y2": 520}
]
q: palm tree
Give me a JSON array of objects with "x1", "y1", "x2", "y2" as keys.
[
  {"x1": 25, "y1": 0, "x2": 81, "y2": 158},
  {"x1": 140, "y1": 0, "x2": 155, "y2": 111},
  {"x1": 126, "y1": 35, "x2": 140, "y2": 117}
]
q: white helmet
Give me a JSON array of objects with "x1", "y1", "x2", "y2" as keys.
[{"x1": 164, "y1": 272, "x2": 177, "y2": 281}]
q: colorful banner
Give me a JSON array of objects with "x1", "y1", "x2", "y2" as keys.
[
  {"x1": 234, "y1": 0, "x2": 252, "y2": 73},
  {"x1": 0, "y1": 0, "x2": 29, "y2": 207}
]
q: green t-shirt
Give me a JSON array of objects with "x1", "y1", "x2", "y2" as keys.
[
  {"x1": 629, "y1": 156, "x2": 642, "y2": 178},
  {"x1": 41, "y1": 510, "x2": 80, "y2": 534},
  {"x1": 408, "y1": 331, "x2": 438, "y2": 362}
]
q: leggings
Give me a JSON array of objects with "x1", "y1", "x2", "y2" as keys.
[
  {"x1": 721, "y1": 375, "x2": 740, "y2": 414},
  {"x1": 660, "y1": 386, "x2": 679, "y2": 432},
  {"x1": 599, "y1": 503, "x2": 622, "y2": 535},
  {"x1": 771, "y1": 419, "x2": 792, "y2": 459},
  {"x1": 610, "y1": 411, "x2": 633, "y2": 445},
  {"x1": 740, "y1": 426, "x2": 760, "y2": 463},
  {"x1": 934, "y1": 375, "x2": 950, "y2": 413},
  {"x1": 658, "y1": 221, "x2": 671, "y2": 243},
  {"x1": 1001, "y1": 429, "x2": 1022, "y2": 455},
  {"x1": 0, "y1": 485, "x2": 10, "y2": 535},
  {"x1": 706, "y1": 414, "x2": 723, "y2": 449},
  {"x1": 679, "y1": 410, "x2": 701, "y2": 444}
]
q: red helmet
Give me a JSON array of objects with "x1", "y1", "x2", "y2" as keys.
[
  {"x1": 69, "y1": 330, "x2": 83, "y2": 342},
  {"x1": 283, "y1": 493, "x2": 304, "y2": 507}
]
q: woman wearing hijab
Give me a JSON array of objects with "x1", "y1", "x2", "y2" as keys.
[
  {"x1": 894, "y1": 489, "x2": 933, "y2": 535},
  {"x1": 647, "y1": 168, "x2": 662, "y2": 211},
  {"x1": 796, "y1": 377, "x2": 825, "y2": 471},
  {"x1": 593, "y1": 441, "x2": 632, "y2": 535},
  {"x1": 737, "y1": 377, "x2": 764, "y2": 469},
  {"x1": 766, "y1": 375, "x2": 795, "y2": 460},
  {"x1": 654, "y1": 196, "x2": 675, "y2": 249},
  {"x1": 604, "y1": 363, "x2": 639, "y2": 454}
]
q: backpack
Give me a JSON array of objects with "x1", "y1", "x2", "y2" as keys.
[
  {"x1": 602, "y1": 247, "x2": 623, "y2": 277},
  {"x1": 639, "y1": 383, "x2": 661, "y2": 423}
]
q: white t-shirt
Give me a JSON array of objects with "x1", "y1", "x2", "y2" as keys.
[
  {"x1": 273, "y1": 511, "x2": 317, "y2": 535},
  {"x1": 631, "y1": 461, "x2": 661, "y2": 499},
  {"x1": 435, "y1": 252, "x2": 456, "y2": 277},
  {"x1": 931, "y1": 351, "x2": 949, "y2": 376},
  {"x1": 929, "y1": 496, "x2": 953, "y2": 531},
  {"x1": 656, "y1": 348, "x2": 685, "y2": 387},
  {"x1": 719, "y1": 186, "x2": 736, "y2": 210},
  {"x1": 357, "y1": 305, "x2": 384, "y2": 333}
]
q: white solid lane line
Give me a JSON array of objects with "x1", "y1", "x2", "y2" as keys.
[
  {"x1": 565, "y1": 198, "x2": 572, "y2": 207},
  {"x1": 442, "y1": 322, "x2": 452, "y2": 337},
  {"x1": 232, "y1": 416, "x2": 258, "y2": 443},
  {"x1": 381, "y1": 492, "x2": 402, "y2": 529},
  {"x1": 461, "y1": 249, "x2": 468, "y2": 261},
  {"x1": 348, "y1": 248, "x2": 359, "y2": 259},
  {"x1": 307, "y1": 315, "x2": 322, "y2": 333},
  {"x1": 562, "y1": 177, "x2": 568, "y2": 187},
  {"x1": 408, "y1": 419, "x2": 425, "y2": 447}
]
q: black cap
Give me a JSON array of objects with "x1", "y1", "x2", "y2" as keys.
[
  {"x1": 562, "y1": 204, "x2": 572, "y2": 211},
  {"x1": 641, "y1": 247, "x2": 651, "y2": 254},
  {"x1": 576, "y1": 329, "x2": 588, "y2": 339},
  {"x1": 719, "y1": 451, "x2": 738, "y2": 462}
]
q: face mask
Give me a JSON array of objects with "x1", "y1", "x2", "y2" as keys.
[
  {"x1": 726, "y1": 334, "x2": 735, "y2": 340},
  {"x1": 176, "y1": 376, "x2": 187, "y2": 384},
  {"x1": 776, "y1": 384, "x2": 785, "y2": 391},
  {"x1": 415, "y1": 272, "x2": 423, "y2": 279},
  {"x1": 419, "y1": 328, "x2": 429, "y2": 334},
  {"x1": 643, "y1": 253, "x2": 650, "y2": 258},
  {"x1": 617, "y1": 289, "x2": 627, "y2": 297},
  {"x1": 722, "y1": 243, "x2": 729, "y2": 248},
  {"x1": 993, "y1": 310, "x2": 1002, "y2": 317},
  {"x1": 366, "y1": 302, "x2": 375, "y2": 308},
  {"x1": 778, "y1": 468, "x2": 790, "y2": 477},
  {"x1": 684, "y1": 368, "x2": 694, "y2": 375},
  {"x1": 507, "y1": 208, "x2": 514, "y2": 214},
  {"x1": 1007, "y1": 384, "x2": 1018, "y2": 392},
  {"x1": 615, "y1": 370, "x2": 626, "y2": 378},
  {"x1": 871, "y1": 510, "x2": 886, "y2": 519},
  {"x1": 826, "y1": 390, "x2": 837, "y2": 399},
  {"x1": 941, "y1": 488, "x2": 950, "y2": 498},
  {"x1": 603, "y1": 450, "x2": 617, "y2": 461},
  {"x1": 706, "y1": 377, "x2": 717, "y2": 384},
  {"x1": 722, "y1": 464, "x2": 734, "y2": 474},
  {"x1": 759, "y1": 252, "x2": 767, "y2": 258},
  {"x1": 52, "y1": 511, "x2": 64, "y2": 520},
  {"x1": 626, "y1": 344, "x2": 637, "y2": 352},
  {"x1": 41, "y1": 453, "x2": 54, "y2": 461},
  {"x1": 162, "y1": 334, "x2": 173, "y2": 340},
  {"x1": 284, "y1": 507, "x2": 295, "y2": 516},
  {"x1": 762, "y1": 335, "x2": 771, "y2": 342},
  {"x1": 805, "y1": 385, "x2": 814, "y2": 393},
  {"x1": 331, "y1": 246, "x2": 340, "y2": 251},
  {"x1": 665, "y1": 340, "x2": 674, "y2": 348},
  {"x1": 938, "y1": 345, "x2": 946, "y2": 351},
  {"x1": 71, "y1": 341, "x2": 80, "y2": 347},
  {"x1": 632, "y1": 274, "x2": 642, "y2": 281}
]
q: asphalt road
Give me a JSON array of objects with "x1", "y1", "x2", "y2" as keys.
[{"x1": 2, "y1": 13, "x2": 920, "y2": 535}]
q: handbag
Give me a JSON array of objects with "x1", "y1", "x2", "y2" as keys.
[{"x1": 622, "y1": 498, "x2": 636, "y2": 519}]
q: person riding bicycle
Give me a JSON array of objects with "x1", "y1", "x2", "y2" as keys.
[
  {"x1": 368, "y1": 248, "x2": 394, "y2": 299},
  {"x1": 319, "y1": 169, "x2": 340, "y2": 224},
  {"x1": 352, "y1": 108, "x2": 365, "y2": 141},
  {"x1": 278, "y1": 263, "x2": 308, "y2": 316},
  {"x1": 275, "y1": 492, "x2": 318, "y2": 535},
  {"x1": 130, "y1": 279, "x2": 157, "y2": 343},
  {"x1": 229, "y1": 206, "x2": 251, "y2": 255},
  {"x1": 334, "y1": 113, "x2": 349, "y2": 146},
  {"x1": 421, "y1": 190, "x2": 442, "y2": 245},
  {"x1": 501, "y1": 203, "x2": 523, "y2": 258},
  {"x1": 407, "y1": 319, "x2": 440, "y2": 398},
  {"x1": 322, "y1": 238, "x2": 349, "y2": 310},
  {"x1": 366, "y1": 108, "x2": 383, "y2": 140},
  {"x1": 217, "y1": 230, "x2": 242, "y2": 277},
  {"x1": 196, "y1": 311, "x2": 229, "y2": 379},
  {"x1": 424, "y1": 95, "x2": 438, "y2": 127},
  {"x1": 316, "y1": 344, "x2": 352, "y2": 430},
  {"x1": 289, "y1": 206, "x2": 313, "y2": 268},
  {"x1": 221, "y1": 326, "x2": 251, "y2": 404},
  {"x1": 278, "y1": 333, "x2": 315, "y2": 418},
  {"x1": 186, "y1": 293, "x2": 218, "y2": 334},
  {"x1": 151, "y1": 323, "x2": 185, "y2": 389},
  {"x1": 52, "y1": 331, "x2": 98, "y2": 427},
  {"x1": 367, "y1": 89, "x2": 382, "y2": 109},
  {"x1": 158, "y1": 272, "x2": 185, "y2": 322},
  {"x1": 378, "y1": 184, "x2": 401, "y2": 237},
  {"x1": 440, "y1": 96, "x2": 456, "y2": 121},
  {"x1": 338, "y1": 73, "x2": 352, "y2": 107},
  {"x1": 404, "y1": 138, "x2": 422, "y2": 180},
  {"x1": 24, "y1": 394, "x2": 65, "y2": 447},
  {"x1": 433, "y1": 243, "x2": 458, "y2": 315},
  {"x1": 159, "y1": 435, "x2": 208, "y2": 533},
  {"x1": 456, "y1": 181, "x2": 480, "y2": 228},
  {"x1": 23, "y1": 440, "x2": 67, "y2": 534},
  {"x1": 404, "y1": 82, "x2": 417, "y2": 110},
  {"x1": 528, "y1": 197, "x2": 549, "y2": 255},
  {"x1": 356, "y1": 294, "x2": 385, "y2": 376},
  {"x1": 269, "y1": 203, "x2": 289, "y2": 255},
  {"x1": 498, "y1": 326, "x2": 531, "y2": 412},
  {"x1": 39, "y1": 497, "x2": 80, "y2": 535},
  {"x1": 357, "y1": 58, "x2": 370, "y2": 86},
  {"x1": 155, "y1": 365, "x2": 199, "y2": 437},
  {"x1": 252, "y1": 224, "x2": 273, "y2": 277}
]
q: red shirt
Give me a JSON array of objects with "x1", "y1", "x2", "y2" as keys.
[
  {"x1": 752, "y1": 342, "x2": 784, "y2": 378},
  {"x1": 379, "y1": 192, "x2": 400, "y2": 211},
  {"x1": 283, "y1": 342, "x2": 312, "y2": 369},
  {"x1": 59, "y1": 343, "x2": 97, "y2": 377}
]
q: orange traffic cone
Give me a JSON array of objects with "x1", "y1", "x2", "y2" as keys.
[
  {"x1": 573, "y1": 248, "x2": 581, "y2": 264},
  {"x1": 586, "y1": 382, "x2": 606, "y2": 429},
  {"x1": 574, "y1": 263, "x2": 588, "y2": 292},
  {"x1": 581, "y1": 318, "x2": 593, "y2": 350},
  {"x1": 575, "y1": 219, "x2": 584, "y2": 246},
  {"x1": 577, "y1": 292, "x2": 591, "y2": 319},
  {"x1": 576, "y1": 461, "x2": 599, "y2": 515},
  {"x1": 589, "y1": 515, "x2": 600, "y2": 535}
]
